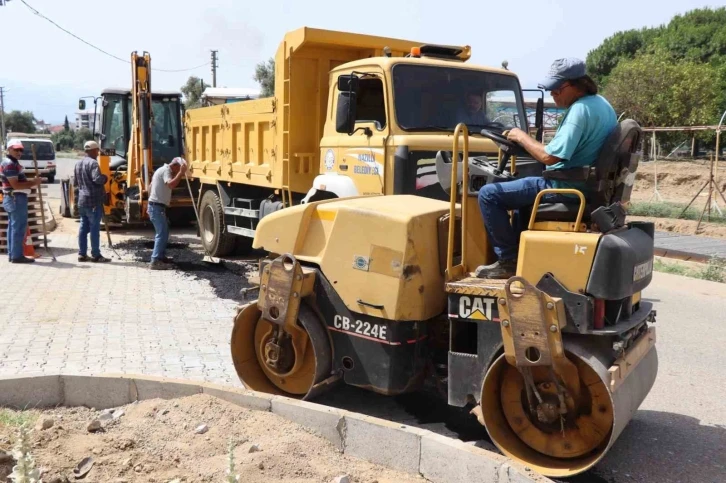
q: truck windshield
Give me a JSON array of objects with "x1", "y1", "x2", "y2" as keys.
[
  {"x1": 18, "y1": 141, "x2": 55, "y2": 161},
  {"x1": 392, "y1": 64, "x2": 527, "y2": 133}
]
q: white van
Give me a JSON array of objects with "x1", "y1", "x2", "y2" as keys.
[{"x1": 6, "y1": 132, "x2": 57, "y2": 183}]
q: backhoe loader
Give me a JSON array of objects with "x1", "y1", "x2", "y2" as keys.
[
  {"x1": 68, "y1": 52, "x2": 193, "y2": 224},
  {"x1": 230, "y1": 121, "x2": 657, "y2": 478}
]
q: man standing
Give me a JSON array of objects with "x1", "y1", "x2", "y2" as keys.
[
  {"x1": 1, "y1": 141, "x2": 42, "y2": 263},
  {"x1": 147, "y1": 157, "x2": 187, "y2": 270},
  {"x1": 74, "y1": 140, "x2": 111, "y2": 263},
  {"x1": 475, "y1": 58, "x2": 617, "y2": 279}
]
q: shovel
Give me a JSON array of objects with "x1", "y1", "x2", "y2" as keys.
[
  {"x1": 184, "y1": 172, "x2": 220, "y2": 264},
  {"x1": 31, "y1": 145, "x2": 56, "y2": 261}
]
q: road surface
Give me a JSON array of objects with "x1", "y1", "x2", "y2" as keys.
[{"x1": 592, "y1": 272, "x2": 726, "y2": 483}]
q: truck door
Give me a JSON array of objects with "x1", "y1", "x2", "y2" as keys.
[{"x1": 324, "y1": 71, "x2": 389, "y2": 197}]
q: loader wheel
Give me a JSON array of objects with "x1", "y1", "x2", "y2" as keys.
[
  {"x1": 199, "y1": 190, "x2": 236, "y2": 257},
  {"x1": 230, "y1": 301, "x2": 331, "y2": 399}
]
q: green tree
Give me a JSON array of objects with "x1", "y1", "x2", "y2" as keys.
[
  {"x1": 586, "y1": 28, "x2": 660, "y2": 86},
  {"x1": 181, "y1": 76, "x2": 209, "y2": 109},
  {"x1": 74, "y1": 128, "x2": 94, "y2": 150},
  {"x1": 5, "y1": 110, "x2": 36, "y2": 133},
  {"x1": 64, "y1": 115, "x2": 70, "y2": 132},
  {"x1": 253, "y1": 58, "x2": 275, "y2": 97},
  {"x1": 51, "y1": 130, "x2": 76, "y2": 151},
  {"x1": 587, "y1": 7, "x2": 726, "y2": 86},
  {"x1": 604, "y1": 53, "x2": 720, "y2": 134}
]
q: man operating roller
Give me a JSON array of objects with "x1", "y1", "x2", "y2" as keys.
[{"x1": 475, "y1": 58, "x2": 617, "y2": 279}]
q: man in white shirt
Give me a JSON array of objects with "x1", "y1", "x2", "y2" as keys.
[{"x1": 147, "y1": 157, "x2": 187, "y2": 270}]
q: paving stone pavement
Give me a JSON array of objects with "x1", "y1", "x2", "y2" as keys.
[{"x1": 0, "y1": 230, "x2": 244, "y2": 387}]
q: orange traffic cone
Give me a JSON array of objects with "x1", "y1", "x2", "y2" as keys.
[{"x1": 23, "y1": 226, "x2": 39, "y2": 258}]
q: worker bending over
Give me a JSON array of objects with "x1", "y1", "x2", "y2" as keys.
[
  {"x1": 147, "y1": 157, "x2": 187, "y2": 270},
  {"x1": 476, "y1": 58, "x2": 617, "y2": 279}
]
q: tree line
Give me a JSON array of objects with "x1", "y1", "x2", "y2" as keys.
[{"x1": 587, "y1": 7, "x2": 726, "y2": 139}]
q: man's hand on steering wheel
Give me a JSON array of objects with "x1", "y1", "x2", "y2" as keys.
[{"x1": 505, "y1": 127, "x2": 529, "y2": 144}]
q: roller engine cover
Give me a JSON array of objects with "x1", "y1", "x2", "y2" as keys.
[{"x1": 587, "y1": 222, "x2": 654, "y2": 300}]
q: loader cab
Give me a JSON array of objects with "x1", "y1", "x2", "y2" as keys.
[{"x1": 97, "y1": 88, "x2": 184, "y2": 168}]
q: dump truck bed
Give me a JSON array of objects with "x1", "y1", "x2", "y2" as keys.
[{"x1": 184, "y1": 27, "x2": 433, "y2": 194}]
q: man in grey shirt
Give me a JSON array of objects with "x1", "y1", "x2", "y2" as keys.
[
  {"x1": 147, "y1": 157, "x2": 187, "y2": 270},
  {"x1": 74, "y1": 141, "x2": 110, "y2": 263}
]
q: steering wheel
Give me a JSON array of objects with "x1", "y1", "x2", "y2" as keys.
[
  {"x1": 479, "y1": 129, "x2": 519, "y2": 150},
  {"x1": 479, "y1": 129, "x2": 527, "y2": 175}
]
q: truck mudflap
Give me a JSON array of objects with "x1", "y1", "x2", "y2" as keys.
[{"x1": 314, "y1": 270, "x2": 429, "y2": 396}]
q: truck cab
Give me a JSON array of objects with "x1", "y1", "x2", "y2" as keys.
[{"x1": 311, "y1": 51, "x2": 538, "y2": 202}]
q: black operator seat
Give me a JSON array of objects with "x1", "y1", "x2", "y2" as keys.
[{"x1": 533, "y1": 119, "x2": 643, "y2": 223}]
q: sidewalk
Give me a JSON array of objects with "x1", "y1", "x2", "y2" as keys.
[
  {"x1": 655, "y1": 231, "x2": 726, "y2": 261},
  {"x1": 0, "y1": 230, "x2": 242, "y2": 387}
]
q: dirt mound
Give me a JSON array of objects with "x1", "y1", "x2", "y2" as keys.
[
  {"x1": 633, "y1": 160, "x2": 726, "y2": 203},
  {"x1": 0, "y1": 394, "x2": 428, "y2": 483},
  {"x1": 629, "y1": 215, "x2": 726, "y2": 239}
]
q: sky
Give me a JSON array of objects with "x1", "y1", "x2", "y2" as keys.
[{"x1": 0, "y1": 0, "x2": 723, "y2": 124}]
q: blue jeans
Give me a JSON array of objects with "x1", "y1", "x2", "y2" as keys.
[
  {"x1": 3, "y1": 193, "x2": 28, "y2": 261},
  {"x1": 478, "y1": 177, "x2": 570, "y2": 261},
  {"x1": 148, "y1": 204, "x2": 169, "y2": 262},
  {"x1": 79, "y1": 202, "x2": 104, "y2": 258}
]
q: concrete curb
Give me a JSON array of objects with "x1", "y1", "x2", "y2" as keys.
[{"x1": 0, "y1": 374, "x2": 551, "y2": 483}]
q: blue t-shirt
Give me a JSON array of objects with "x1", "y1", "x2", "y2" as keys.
[{"x1": 545, "y1": 94, "x2": 617, "y2": 192}]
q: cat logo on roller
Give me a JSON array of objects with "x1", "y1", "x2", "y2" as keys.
[{"x1": 459, "y1": 296, "x2": 495, "y2": 321}]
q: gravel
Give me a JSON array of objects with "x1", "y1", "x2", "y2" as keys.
[{"x1": 113, "y1": 234, "x2": 256, "y2": 302}]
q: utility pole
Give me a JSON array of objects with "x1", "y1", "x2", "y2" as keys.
[
  {"x1": 210, "y1": 50, "x2": 218, "y2": 88},
  {"x1": 0, "y1": 87, "x2": 6, "y2": 149}
]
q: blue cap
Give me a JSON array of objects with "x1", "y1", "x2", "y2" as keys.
[{"x1": 538, "y1": 58, "x2": 587, "y2": 91}]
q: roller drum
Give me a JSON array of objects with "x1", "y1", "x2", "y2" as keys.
[{"x1": 481, "y1": 335, "x2": 658, "y2": 478}]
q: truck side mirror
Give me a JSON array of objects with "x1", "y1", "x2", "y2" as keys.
[
  {"x1": 336, "y1": 92, "x2": 357, "y2": 134},
  {"x1": 337, "y1": 74, "x2": 359, "y2": 93},
  {"x1": 79, "y1": 99, "x2": 86, "y2": 110},
  {"x1": 534, "y1": 97, "x2": 544, "y2": 142}
]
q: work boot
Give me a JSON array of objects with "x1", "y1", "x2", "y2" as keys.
[
  {"x1": 149, "y1": 260, "x2": 173, "y2": 270},
  {"x1": 78, "y1": 255, "x2": 90, "y2": 262},
  {"x1": 11, "y1": 257, "x2": 36, "y2": 264},
  {"x1": 92, "y1": 255, "x2": 111, "y2": 263},
  {"x1": 160, "y1": 256, "x2": 174, "y2": 263},
  {"x1": 474, "y1": 259, "x2": 517, "y2": 279}
]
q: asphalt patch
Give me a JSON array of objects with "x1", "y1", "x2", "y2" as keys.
[{"x1": 113, "y1": 238, "x2": 254, "y2": 301}]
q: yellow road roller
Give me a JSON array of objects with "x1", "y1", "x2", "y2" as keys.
[{"x1": 231, "y1": 122, "x2": 658, "y2": 477}]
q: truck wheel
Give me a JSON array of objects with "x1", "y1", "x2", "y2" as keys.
[
  {"x1": 199, "y1": 189, "x2": 236, "y2": 257},
  {"x1": 234, "y1": 234, "x2": 254, "y2": 255}
]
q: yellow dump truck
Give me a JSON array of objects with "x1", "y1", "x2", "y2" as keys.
[{"x1": 185, "y1": 27, "x2": 545, "y2": 256}]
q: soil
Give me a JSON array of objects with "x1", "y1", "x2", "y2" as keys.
[
  {"x1": 632, "y1": 159, "x2": 726, "y2": 204},
  {"x1": 0, "y1": 394, "x2": 428, "y2": 483},
  {"x1": 629, "y1": 215, "x2": 726, "y2": 239}
]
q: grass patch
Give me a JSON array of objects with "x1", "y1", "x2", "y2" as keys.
[
  {"x1": 0, "y1": 408, "x2": 37, "y2": 429},
  {"x1": 654, "y1": 257, "x2": 726, "y2": 283},
  {"x1": 629, "y1": 201, "x2": 726, "y2": 224}
]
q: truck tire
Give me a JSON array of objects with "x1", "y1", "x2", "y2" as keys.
[
  {"x1": 199, "y1": 189, "x2": 236, "y2": 257},
  {"x1": 234, "y1": 235, "x2": 254, "y2": 256}
]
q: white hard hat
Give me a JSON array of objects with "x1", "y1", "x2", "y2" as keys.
[
  {"x1": 84, "y1": 140, "x2": 100, "y2": 151},
  {"x1": 170, "y1": 157, "x2": 187, "y2": 166}
]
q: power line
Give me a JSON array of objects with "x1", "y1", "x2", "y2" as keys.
[{"x1": 18, "y1": 0, "x2": 209, "y2": 73}]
